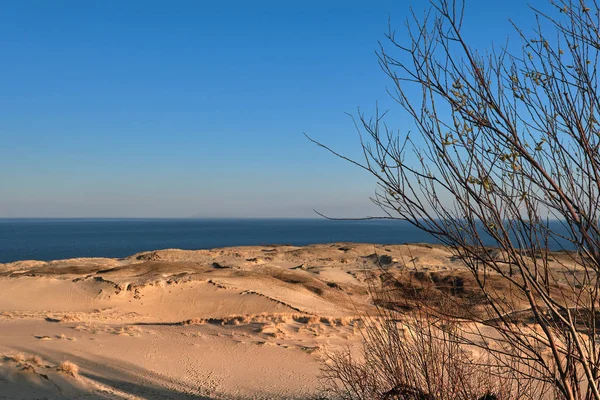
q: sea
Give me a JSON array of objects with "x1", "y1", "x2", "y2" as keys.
[
  {"x1": 0, "y1": 218, "x2": 441, "y2": 263},
  {"x1": 0, "y1": 218, "x2": 575, "y2": 263}
]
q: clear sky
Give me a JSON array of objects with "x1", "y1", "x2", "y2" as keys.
[{"x1": 0, "y1": 0, "x2": 540, "y2": 218}]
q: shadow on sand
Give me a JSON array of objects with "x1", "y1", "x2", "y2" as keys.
[{"x1": 5, "y1": 346, "x2": 216, "y2": 399}]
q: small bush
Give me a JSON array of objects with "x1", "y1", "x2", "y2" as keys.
[{"x1": 57, "y1": 361, "x2": 79, "y2": 377}]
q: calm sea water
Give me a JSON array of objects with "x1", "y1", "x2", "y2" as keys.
[
  {"x1": 0, "y1": 218, "x2": 442, "y2": 263},
  {"x1": 0, "y1": 218, "x2": 577, "y2": 263}
]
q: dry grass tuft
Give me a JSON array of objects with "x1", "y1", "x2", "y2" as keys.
[
  {"x1": 293, "y1": 315, "x2": 320, "y2": 324},
  {"x1": 181, "y1": 318, "x2": 205, "y2": 325},
  {"x1": 260, "y1": 324, "x2": 283, "y2": 338},
  {"x1": 9, "y1": 353, "x2": 25, "y2": 363},
  {"x1": 0, "y1": 311, "x2": 14, "y2": 319},
  {"x1": 57, "y1": 361, "x2": 79, "y2": 377},
  {"x1": 28, "y1": 355, "x2": 42, "y2": 365},
  {"x1": 60, "y1": 313, "x2": 81, "y2": 322}
]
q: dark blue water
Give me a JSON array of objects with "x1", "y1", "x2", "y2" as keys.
[{"x1": 0, "y1": 218, "x2": 442, "y2": 263}]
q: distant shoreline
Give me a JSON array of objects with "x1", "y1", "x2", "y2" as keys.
[{"x1": 0, "y1": 242, "x2": 577, "y2": 267}]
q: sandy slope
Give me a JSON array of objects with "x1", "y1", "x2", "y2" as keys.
[{"x1": 0, "y1": 242, "x2": 572, "y2": 399}]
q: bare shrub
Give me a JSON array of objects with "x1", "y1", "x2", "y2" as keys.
[
  {"x1": 27, "y1": 355, "x2": 42, "y2": 365},
  {"x1": 311, "y1": 0, "x2": 600, "y2": 398},
  {"x1": 321, "y1": 281, "x2": 551, "y2": 400},
  {"x1": 10, "y1": 353, "x2": 25, "y2": 363}
]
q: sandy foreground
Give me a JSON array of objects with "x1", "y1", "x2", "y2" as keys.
[{"x1": 0, "y1": 242, "x2": 509, "y2": 399}]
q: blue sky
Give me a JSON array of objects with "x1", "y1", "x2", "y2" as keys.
[{"x1": 0, "y1": 0, "x2": 540, "y2": 218}]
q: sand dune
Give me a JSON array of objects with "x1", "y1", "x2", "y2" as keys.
[{"x1": 0, "y1": 242, "x2": 571, "y2": 399}]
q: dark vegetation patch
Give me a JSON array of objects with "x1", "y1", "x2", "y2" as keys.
[
  {"x1": 34, "y1": 265, "x2": 103, "y2": 276},
  {"x1": 96, "y1": 267, "x2": 116, "y2": 274},
  {"x1": 271, "y1": 270, "x2": 328, "y2": 297},
  {"x1": 308, "y1": 286, "x2": 324, "y2": 296},
  {"x1": 136, "y1": 252, "x2": 162, "y2": 261},
  {"x1": 364, "y1": 253, "x2": 395, "y2": 266},
  {"x1": 373, "y1": 270, "x2": 495, "y2": 318}
]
